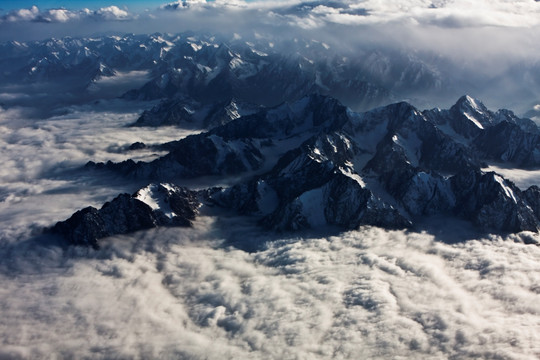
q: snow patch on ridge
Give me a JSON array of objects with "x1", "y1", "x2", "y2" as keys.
[
  {"x1": 493, "y1": 174, "x2": 517, "y2": 203},
  {"x1": 135, "y1": 183, "x2": 177, "y2": 218},
  {"x1": 465, "y1": 95, "x2": 482, "y2": 112},
  {"x1": 190, "y1": 43, "x2": 202, "y2": 51},
  {"x1": 463, "y1": 112, "x2": 484, "y2": 129},
  {"x1": 339, "y1": 167, "x2": 366, "y2": 187}
]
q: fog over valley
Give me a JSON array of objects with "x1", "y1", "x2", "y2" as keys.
[{"x1": 0, "y1": 1, "x2": 540, "y2": 359}]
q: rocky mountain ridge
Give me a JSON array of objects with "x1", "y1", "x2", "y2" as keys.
[
  {"x1": 54, "y1": 94, "x2": 540, "y2": 247},
  {"x1": 51, "y1": 184, "x2": 201, "y2": 248}
]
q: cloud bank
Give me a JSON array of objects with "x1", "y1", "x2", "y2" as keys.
[
  {"x1": 0, "y1": 223, "x2": 539, "y2": 359},
  {"x1": 154, "y1": 0, "x2": 540, "y2": 28}
]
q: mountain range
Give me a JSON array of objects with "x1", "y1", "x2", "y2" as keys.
[
  {"x1": 55, "y1": 94, "x2": 540, "y2": 247},
  {"x1": 0, "y1": 32, "x2": 454, "y2": 111}
]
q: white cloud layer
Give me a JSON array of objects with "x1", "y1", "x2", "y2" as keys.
[
  {"x1": 0, "y1": 222, "x2": 539, "y2": 359},
  {"x1": 331, "y1": 0, "x2": 540, "y2": 28}
]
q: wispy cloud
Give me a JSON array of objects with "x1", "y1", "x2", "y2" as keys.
[{"x1": 0, "y1": 5, "x2": 134, "y2": 24}]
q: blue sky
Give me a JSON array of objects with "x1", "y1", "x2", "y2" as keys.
[{"x1": 0, "y1": 1, "x2": 178, "y2": 11}]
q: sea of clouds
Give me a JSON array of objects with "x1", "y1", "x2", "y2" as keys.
[{"x1": 0, "y1": 216, "x2": 539, "y2": 359}]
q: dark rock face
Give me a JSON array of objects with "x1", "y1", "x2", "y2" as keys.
[
  {"x1": 51, "y1": 184, "x2": 200, "y2": 248},
  {"x1": 133, "y1": 98, "x2": 196, "y2": 127},
  {"x1": 474, "y1": 122, "x2": 540, "y2": 167},
  {"x1": 451, "y1": 170, "x2": 540, "y2": 232},
  {"x1": 523, "y1": 186, "x2": 540, "y2": 220},
  {"x1": 261, "y1": 183, "x2": 400, "y2": 232},
  {"x1": 128, "y1": 142, "x2": 146, "y2": 151},
  {"x1": 52, "y1": 207, "x2": 110, "y2": 249}
]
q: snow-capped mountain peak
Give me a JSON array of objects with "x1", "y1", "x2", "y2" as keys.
[{"x1": 451, "y1": 95, "x2": 492, "y2": 130}]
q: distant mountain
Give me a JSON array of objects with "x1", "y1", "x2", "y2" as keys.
[
  {"x1": 56, "y1": 95, "x2": 540, "y2": 247},
  {"x1": 0, "y1": 33, "x2": 449, "y2": 111}
]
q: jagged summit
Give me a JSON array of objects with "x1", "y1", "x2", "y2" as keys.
[
  {"x1": 450, "y1": 95, "x2": 494, "y2": 130},
  {"x1": 453, "y1": 95, "x2": 489, "y2": 117}
]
